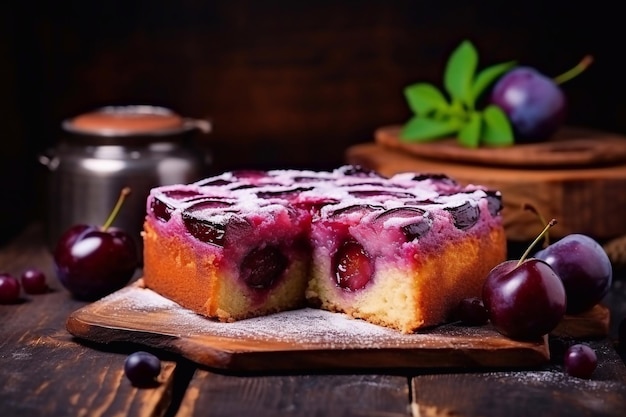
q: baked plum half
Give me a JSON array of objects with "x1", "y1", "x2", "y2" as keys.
[
  {"x1": 182, "y1": 201, "x2": 249, "y2": 247},
  {"x1": 332, "y1": 239, "x2": 373, "y2": 291},
  {"x1": 372, "y1": 207, "x2": 432, "y2": 241}
]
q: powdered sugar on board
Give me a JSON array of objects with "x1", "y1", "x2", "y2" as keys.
[
  {"x1": 66, "y1": 281, "x2": 551, "y2": 370},
  {"x1": 98, "y1": 284, "x2": 417, "y2": 347},
  {"x1": 83, "y1": 282, "x2": 544, "y2": 351}
]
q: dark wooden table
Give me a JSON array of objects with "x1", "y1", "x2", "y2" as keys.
[{"x1": 2, "y1": 224, "x2": 626, "y2": 417}]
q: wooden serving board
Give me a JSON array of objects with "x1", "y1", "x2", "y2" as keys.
[
  {"x1": 67, "y1": 280, "x2": 552, "y2": 372},
  {"x1": 375, "y1": 125, "x2": 626, "y2": 168}
]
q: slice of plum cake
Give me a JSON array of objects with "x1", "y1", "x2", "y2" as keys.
[
  {"x1": 143, "y1": 177, "x2": 312, "y2": 321},
  {"x1": 305, "y1": 173, "x2": 507, "y2": 333}
]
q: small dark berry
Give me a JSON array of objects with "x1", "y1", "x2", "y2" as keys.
[
  {"x1": 564, "y1": 344, "x2": 597, "y2": 379},
  {"x1": 0, "y1": 273, "x2": 20, "y2": 304},
  {"x1": 124, "y1": 351, "x2": 161, "y2": 387},
  {"x1": 21, "y1": 268, "x2": 48, "y2": 294},
  {"x1": 455, "y1": 297, "x2": 489, "y2": 326}
]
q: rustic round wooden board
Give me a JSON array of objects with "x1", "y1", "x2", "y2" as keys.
[{"x1": 375, "y1": 125, "x2": 626, "y2": 168}]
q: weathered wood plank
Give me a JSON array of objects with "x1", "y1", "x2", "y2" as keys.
[
  {"x1": 411, "y1": 339, "x2": 626, "y2": 417},
  {"x1": 178, "y1": 372, "x2": 411, "y2": 417},
  {"x1": 0, "y1": 225, "x2": 179, "y2": 417}
]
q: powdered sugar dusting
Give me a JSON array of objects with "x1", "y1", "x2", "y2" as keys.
[
  {"x1": 105, "y1": 283, "x2": 181, "y2": 312},
  {"x1": 95, "y1": 284, "x2": 540, "y2": 351},
  {"x1": 203, "y1": 308, "x2": 407, "y2": 348},
  {"x1": 479, "y1": 369, "x2": 626, "y2": 395},
  {"x1": 100, "y1": 285, "x2": 409, "y2": 347}
]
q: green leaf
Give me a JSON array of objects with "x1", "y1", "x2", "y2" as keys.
[
  {"x1": 444, "y1": 40, "x2": 478, "y2": 108},
  {"x1": 470, "y1": 60, "x2": 516, "y2": 106},
  {"x1": 400, "y1": 116, "x2": 461, "y2": 142},
  {"x1": 404, "y1": 83, "x2": 449, "y2": 116},
  {"x1": 457, "y1": 112, "x2": 482, "y2": 148},
  {"x1": 482, "y1": 105, "x2": 514, "y2": 146},
  {"x1": 398, "y1": 40, "x2": 517, "y2": 146}
]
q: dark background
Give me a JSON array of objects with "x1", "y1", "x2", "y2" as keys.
[{"x1": 1, "y1": 0, "x2": 624, "y2": 242}]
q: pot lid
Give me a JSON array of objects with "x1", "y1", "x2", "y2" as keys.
[{"x1": 62, "y1": 105, "x2": 210, "y2": 138}]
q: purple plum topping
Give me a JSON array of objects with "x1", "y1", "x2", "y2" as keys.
[
  {"x1": 151, "y1": 196, "x2": 175, "y2": 222},
  {"x1": 229, "y1": 183, "x2": 258, "y2": 191},
  {"x1": 184, "y1": 195, "x2": 234, "y2": 203},
  {"x1": 240, "y1": 245, "x2": 288, "y2": 289},
  {"x1": 338, "y1": 181, "x2": 389, "y2": 187},
  {"x1": 333, "y1": 239, "x2": 373, "y2": 291},
  {"x1": 374, "y1": 206, "x2": 426, "y2": 219},
  {"x1": 411, "y1": 173, "x2": 456, "y2": 185},
  {"x1": 348, "y1": 189, "x2": 415, "y2": 199},
  {"x1": 403, "y1": 199, "x2": 437, "y2": 206},
  {"x1": 293, "y1": 198, "x2": 340, "y2": 215},
  {"x1": 182, "y1": 212, "x2": 251, "y2": 246},
  {"x1": 485, "y1": 191, "x2": 503, "y2": 217},
  {"x1": 199, "y1": 178, "x2": 232, "y2": 186},
  {"x1": 256, "y1": 186, "x2": 314, "y2": 201},
  {"x1": 336, "y1": 165, "x2": 384, "y2": 178},
  {"x1": 231, "y1": 169, "x2": 270, "y2": 180},
  {"x1": 151, "y1": 189, "x2": 208, "y2": 222},
  {"x1": 291, "y1": 175, "x2": 332, "y2": 183},
  {"x1": 162, "y1": 189, "x2": 203, "y2": 200},
  {"x1": 400, "y1": 220, "x2": 433, "y2": 241},
  {"x1": 185, "y1": 199, "x2": 235, "y2": 210},
  {"x1": 373, "y1": 207, "x2": 432, "y2": 241},
  {"x1": 445, "y1": 201, "x2": 480, "y2": 230},
  {"x1": 327, "y1": 204, "x2": 384, "y2": 218}
]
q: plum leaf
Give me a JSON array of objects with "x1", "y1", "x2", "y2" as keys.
[
  {"x1": 400, "y1": 116, "x2": 461, "y2": 142},
  {"x1": 404, "y1": 83, "x2": 449, "y2": 116},
  {"x1": 400, "y1": 39, "x2": 516, "y2": 148},
  {"x1": 458, "y1": 112, "x2": 482, "y2": 148},
  {"x1": 482, "y1": 105, "x2": 514, "y2": 146},
  {"x1": 444, "y1": 40, "x2": 478, "y2": 108},
  {"x1": 471, "y1": 61, "x2": 517, "y2": 106}
]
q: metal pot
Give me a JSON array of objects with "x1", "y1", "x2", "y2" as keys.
[{"x1": 39, "y1": 105, "x2": 212, "y2": 258}]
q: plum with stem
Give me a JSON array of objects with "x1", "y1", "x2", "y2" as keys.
[
  {"x1": 490, "y1": 56, "x2": 593, "y2": 142},
  {"x1": 54, "y1": 187, "x2": 139, "y2": 301},
  {"x1": 483, "y1": 219, "x2": 566, "y2": 340}
]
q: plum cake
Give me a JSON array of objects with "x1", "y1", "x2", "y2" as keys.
[{"x1": 142, "y1": 165, "x2": 507, "y2": 333}]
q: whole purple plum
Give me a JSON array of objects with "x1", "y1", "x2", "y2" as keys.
[
  {"x1": 535, "y1": 234, "x2": 612, "y2": 314},
  {"x1": 490, "y1": 67, "x2": 566, "y2": 142}
]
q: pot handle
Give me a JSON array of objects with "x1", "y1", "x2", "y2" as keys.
[
  {"x1": 38, "y1": 149, "x2": 60, "y2": 171},
  {"x1": 183, "y1": 118, "x2": 212, "y2": 134}
]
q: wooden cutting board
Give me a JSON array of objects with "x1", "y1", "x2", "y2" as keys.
[
  {"x1": 375, "y1": 125, "x2": 626, "y2": 168},
  {"x1": 65, "y1": 280, "x2": 608, "y2": 372}
]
